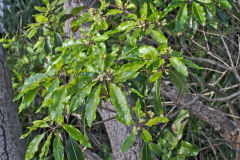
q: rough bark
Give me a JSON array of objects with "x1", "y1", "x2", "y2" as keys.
[
  {"x1": 0, "y1": 44, "x2": 26, "y2": 160},
  {"x1": 161, "y1": 81, "x2": 240, "y2": 148},
  {"x1": 63, "y1": 1, "x2": 143, "y2": 159}
]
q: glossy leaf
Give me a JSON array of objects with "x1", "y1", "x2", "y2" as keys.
[
  {"x1": 114, "y1": 62, "x2": 144, "y2": 82},
  {"x1": 141, "y1": 143, "x2": 153, "y2": 160},
  {"x1": 146, "y1": 116, "x2": 169, "y2": 127},
  {"x1": 142, "y1": 129, "x2": 152, "y2": 142},
  {"x1": 149, "y1": 71, "x2": 162, "y2": 83},
  {"x1": 121, "y1": 133, "x2": 136, "y2": 152},
  {"x1": 85, "y1": 85, "x2": 101, "y2": 127},
  {"x1": 215, "y1": 0, "x2": 231, "y2": 10},
  {"x1": 62, "y1": 124, "x2": 91, "y2": 147},
  {"x1": 109, "y1": 83, "x2": 132, "y2": 125},
  {"x1": 39, "y1": 132, "x2": 52, "y2": 159},
  {"x1": 53, "y1": 135, "x2": 64, "y2": 160},
  {"x1": 192, "y1": 2, "x2": 206, "y2": 26},
  {"x1": 28, "y1": 28, "x2": 38, "y2": 39},
  {"x1": 197, "y1": 0, "x2": 212, "y2": 3},
  {"x1": 35, "y1": 15, "x2": 48, "y2": 22},
  {"x1": 152, "y1": 80, "x2": 164, "y2": 115},
  {"x1": 140, "y1": 3, "x2": 148, "y2": 19},
  {"x1": 69, "y1": 83, "x2": 94, "y2": 113},
  {"x1": 132, "y1": 99, "x2": 146, "y2": 119},
  {"x1": 170, "y1": 57, "x2": 188, "y2": 76},
  {"x1": 66, "y1": 137, "x2": 85, "y2": 160},
  {"x1": 50, "y1": 86, "x2": 67, "y2": 120},
  {"x1": 117, "y1": 21, "x2": 136, "y2": 31},
  {"x1": 175, "y1": 4, "x2": 187, "y2": 33},
  {"x1": 25, "y1": 133, "x2": 46, "y2": 160},
  {"x1": 19, "y1": 87, "x2": 39, "y2": 113},
  {"x1": 106, "y1": 9, "x2": 122, "y2": 16},
  {"x1": 150, "y1": 30, "x2": 167, "y2": 44}
]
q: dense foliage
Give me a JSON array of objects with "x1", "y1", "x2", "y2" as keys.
[{"x1": 1, "y1": 0, "x2": 240, "y2": 159}]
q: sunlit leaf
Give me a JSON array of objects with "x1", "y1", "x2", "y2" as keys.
[
  {"x1": 85, "y1": 85, "x2": 101, "y2": 127},
  {"x1": 66, "y1": 137, "x2": 85, "y2": 160},
  {"x1": 109, "y1": 83, "x2": 132, "y2": 125},
  {"x1": 25, "y1": 133, "x2": 46, "y2": 160},
  {"x1": 62, "y1": 124, "x2": 91, "y2": 147}
]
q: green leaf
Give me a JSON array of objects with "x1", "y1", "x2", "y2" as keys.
[
  {"x1": 50, "y1": 86, "x2": 68, "y2": 120},
  {"x1": 133, "y1": 99, "x2": 146, "y2": 119},
  {"x1": 69, "y1": 83, "x2": 94, "y2": 113},
  {"x1": 117, "y1": 21, "x2": 137, "y2": 31},
  {"x1": 109, "y1": 83, "x2": 132, "y2": 125},
  {"x1": 206, "y1": 9, "x2": 218, "y2": 29},
  {"x1": 114, "y1": 62, "x2": 144, "y2": 82},
  {"x1": 19, "y1": 87, "x2": 39, "y2": 113},
  {"x1": 34, "y1": 6, "x2": 47, "y2": 12},
  {"x1": 141, "y1": 143, "x2": 153, "y2": 160},
  {"x1": 121, "y1": 133, "x2": 136, "y2": 152},
  {"x1": 182, "y1": 58, "x2": 203, "y2": 69},
  {"x1": 140, "y1": 3, "x2": 148, "y2": 19},
  {"x1": 116, "y1": 0, "x2": 123, "y2": 8},
  {"x1": 215, "y1": 0, "x2": 231, "y2": 10},
  {"x1": 162, "y1": 129, "x2": 179, "y2": 150},
  {"x1": 62, "y1": 124, "x2": 91, "y2": 147},
  {"x1": 192, "y1": 2, "x2": 206, "y2": 26},
  {"x1": 170, "y1": 57, "x2": 188, "y2": 76},
  {"x1": 146, "y1": 116, "x2": 169, "y2": 127},
  {"x1": 175, "y1": 4, "x2": 188, "y2": 33},
  {"x1": 39, "y1": 132, "x2": 53, "y2": 159},
  {"x1": 53, "y1": 135, "x2": 64, "y2": 160},
  {"x1": 178, "y1": 141, "x2": 200, "y2": 156},
  {"x1": 85, "y1": 85, "x2": 101, "y2": 127},
  {"x1": 149, "y1": 71, "x2": 162, "y2": 83},
  {"x1": 150, "y1": 30, "x2": 167, "y2": 44},
  {"x1": 169, "y1": 69, "x2": 188, "y2": 91},
  {"x1": 138, "y1": 46, "x2": 159, "y2": 59},
  {"x1": 28, "y1": 28, "x2": 38, "y2": 39},
  {"x1": 130, "y1": 28, "x2": 141, "y2": 45},
  {"x1": 197, "y1": 0, "x2": 212, "y2": 3},
  {"x1": 25, "y1": 133, "x2": 46, "y2": 160},
  {"x1": 66, "y1": 137, "x2": 85, "y2": 160},
  {"x1": 54, "y1": 32, "x2": 62, "y2": 47},
  {"x1": 142, "y1": 129, "x2": 152, "y2": 142},
  {"x1": 152, "y1": 80, "x2": 164, "y2": 115},
  {"x1": 71, "y1": 6, "x2": 85, "y2": 16},
  {"x1": 172, "y1": 110, "x2": 189, "y2": 139},
  {"x1": 35, "y1": 15, "x2": 48, "y2": 22},
  {"x1": 106, "y1": 9, "x2": 122, "y2": 16},
  {"x1": 149, "y1": 142, "x2": 164, "y2": 156}
]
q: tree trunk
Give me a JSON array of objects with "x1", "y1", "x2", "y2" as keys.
[
  {"x1": 63, "y1": 1, "x2": 143, "y2": 159},
  {"x1": 0, "y1": 44, "x2": 26, "y2": 160}
]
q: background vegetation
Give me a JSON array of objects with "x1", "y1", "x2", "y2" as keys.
[{"x1": 1, "y1": 0, "x2": 240, "y2": 159}]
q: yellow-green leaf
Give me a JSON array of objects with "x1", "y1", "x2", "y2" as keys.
[
  {"x1": 141, "y1": 129, "x2": 152, "y2": 142},
  {"x1": 146, "y1": 116, "x2": 169, "y2": 127},
  {"x1": 170, "y1": 57, "x2": 188, "y2": 76},
  {"x1": 35, "y1": 15, "x2": 48, "y2": 23}
]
